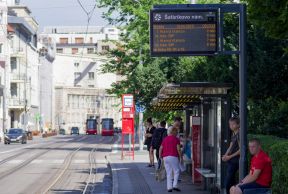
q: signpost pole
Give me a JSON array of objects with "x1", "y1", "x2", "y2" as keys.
[
  {"x1": 138, "y1": 112, "x2": 143, "y2": 151},
  {"x1": 239, "y1": 4, "x2": 248, "y2": 180}
]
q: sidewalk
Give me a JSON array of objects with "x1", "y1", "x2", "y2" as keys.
[{"x1": 109, "y1": 150, "x2": 209, "y2": 194}]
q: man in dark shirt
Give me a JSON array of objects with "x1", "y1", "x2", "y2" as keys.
[
  {"x1": 151, "y1": 121, "x2": 167, "y2": 164},
  {"x1": 222, "y1": 117, "x2": 240, "y2": 194}
]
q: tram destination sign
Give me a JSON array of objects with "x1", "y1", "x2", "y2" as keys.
[{"x1": 150, "y1": 9, "x2": 218, "y2": 56}]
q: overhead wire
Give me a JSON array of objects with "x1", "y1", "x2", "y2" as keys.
[{"x1": 76, "y1": 0, "x2": 98, "y2": 65}]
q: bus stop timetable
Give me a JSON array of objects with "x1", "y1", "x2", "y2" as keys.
[{"x1": 150, "y1": 10, "x2": 218, "y2": 56}]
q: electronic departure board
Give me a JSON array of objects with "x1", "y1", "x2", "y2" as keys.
[{"x1": 150, "y1": 9, "x2": 218, "y2": 56}]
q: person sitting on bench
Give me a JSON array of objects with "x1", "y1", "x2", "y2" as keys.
[{"x1": 230, "y1": 138, "x2": 272, "y2": 194}]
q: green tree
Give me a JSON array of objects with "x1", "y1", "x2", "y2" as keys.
[{"x1": 246, "y1": 0, "x2": 288, "y2": 39}]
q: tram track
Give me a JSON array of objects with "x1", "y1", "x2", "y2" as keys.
[
  {"x1": 39, "y1": 135, "x2": 116, "y2": 194},
  {"x1": 83, "y1": 135, "x2": 115, "y2": 194},
  {"x1": 0, "y1": 135, "x2": 88, "y2": 181}
]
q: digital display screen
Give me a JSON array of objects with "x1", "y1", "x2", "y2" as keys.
[{"x1": 150, "y1": 10, "x2": 218, "y2": 56}]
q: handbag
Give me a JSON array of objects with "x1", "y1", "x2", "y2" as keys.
[
  {"x1": 179, "y1": 160, "x2": 186, "y2": 172},
  {"x1": 144, "y1": 138, "x2": 148, "y2": 145},
  {"x1": 155, "y1": 159, "x2": 166, "y2": 182}
]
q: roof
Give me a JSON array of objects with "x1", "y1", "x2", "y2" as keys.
[{"x1": 151, "y1": 82, "x2": 232, "y2": 112}]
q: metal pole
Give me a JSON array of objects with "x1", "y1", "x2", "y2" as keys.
[
  {"x1": 2, "y1": 61, "x2": 6, "y2": 135},
  {"x1": 239, "y1": 4, "x2": 248, "y2": 180},
  {"x1": 24, "y1": 41, "x2": 28, "y2": 131},
  {"x1": 138, "y1": 111, "x2": 143, "y2": 150}
]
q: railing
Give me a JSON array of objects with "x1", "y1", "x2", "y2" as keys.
[
  {"x1": 11, "y1": 47, "x2": 25, "y2": 54},
  {"x1": 9, "y1": 98, "x2": 26, "y2": 107},
  {"x1": 10, "y1": 73, "x2": 27, "y2": 81}
]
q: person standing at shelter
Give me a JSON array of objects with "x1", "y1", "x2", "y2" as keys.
[
  {"x1": 159, "y1": 126, "x2": 182, "y2": 192},
  {"x1": 151, "y1": 120, "x2": 167, "y2": 169},
  {"x1": 144, "y1": 117, "x2": 156, "y2": 167},
  {"x1": 230, "y1": 138, "x2": 272, "y2": 194},
  {"x1": 222, "y1": 117, "x2": 240, "y2": 194}
]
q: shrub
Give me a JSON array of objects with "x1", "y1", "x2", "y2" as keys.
[{"x1": 269, "y1": 142, "x2": 288, "y2": 194}]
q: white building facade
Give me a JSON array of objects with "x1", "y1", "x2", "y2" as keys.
[
  {"x1": 43, "y1": 26, "x2": 122, "y2": 133},
  {"x1": 0, "y1": 0, "x2": 8, "y2": 137},
  {"x1": 38, "y1": 34, "x2": 55, "y2": 132},
  {"x1": 7, "y1": 4, "x2": 40, "y2": 131}
]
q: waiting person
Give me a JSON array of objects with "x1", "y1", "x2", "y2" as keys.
[
  {"x1": 144, "y1": 117, "x2": 156, "y2": 167},
  {"x1": 159, "y1": 126, "x2": 182, "y2": 192},
  {"x1": 151, "y1": 120, "x2": 167, "y2": 168},
  {"x1": 230, "y1": 138, "x2": 272, "y2": 194},
  {"x1": 222, "y1": 117, "x2": 240, "y2": 194}
]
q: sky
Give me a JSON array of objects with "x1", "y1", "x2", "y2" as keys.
[{"x1": 21, "y1": 0, "x2": 109, "y2": 32}]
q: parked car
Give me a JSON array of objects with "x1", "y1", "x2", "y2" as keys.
[
  {"x1": 4, "y1": 128, "x2": 28, "y2": 144},
  {"x1": 59, "y1": 128, "x2": 66, "y2": 135},
  {"x1": 71, "y1": 127, "x2": 80, "y2": 135}
]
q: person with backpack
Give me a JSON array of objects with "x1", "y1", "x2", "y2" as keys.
[{"x1": 151, "y1": 121, "x2": 167, "y2": 168}]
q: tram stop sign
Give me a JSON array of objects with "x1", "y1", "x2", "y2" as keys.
[
  {"x1": 150, "y1": 9, "x2": 218, "y2": 56},
  {"x1": 136, "y1": 102, "x2": 146, "y2": 113}
]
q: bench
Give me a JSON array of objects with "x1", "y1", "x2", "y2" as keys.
[
  {"x1": 243, "y1": 188, "x2": 272, "y2": 194},
  {"x1": 195, "y1": 168, "x2": 217, "y2": 194}
]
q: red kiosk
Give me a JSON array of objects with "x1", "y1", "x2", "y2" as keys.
[{"x1": 121, "y1": 94, "x2": 135, "y2": 160}]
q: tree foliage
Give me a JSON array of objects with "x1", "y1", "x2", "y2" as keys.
[
  {"x1": 98, "y1": 0, "x2": 288, "y2": 136},
  {"x1": 246, "y1": 0, "x2": 288, "y2": 39}
]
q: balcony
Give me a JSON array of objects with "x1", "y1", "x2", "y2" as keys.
[
  {"x1": 10, "y1": 47, "x2": 25, "y2": 58},
  {"x1": 8, "y1": 98, "x2": 26, "y2": 109},
  {"x1": 10, "y1": 73, "x2": 27, "y2": 82}
]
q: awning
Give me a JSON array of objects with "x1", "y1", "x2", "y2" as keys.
[
  {"x1": 151, "y1": 82, "x2": 232, "y2": 112},
  {"x1": 7, "y1": 24, "x2": 15, "y2": 33}
]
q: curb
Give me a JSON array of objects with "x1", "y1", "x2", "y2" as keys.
[{"x1": 107, "y1": 155, "x2": 119, "y2": 194}]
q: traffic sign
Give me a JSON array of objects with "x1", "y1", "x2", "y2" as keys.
[{"x1": 136, "y1": 102, "x2": 146, "y2": 113}]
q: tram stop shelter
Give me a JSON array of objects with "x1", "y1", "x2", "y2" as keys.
[{"x1": 152, "y1": 82, "x2": 232, "y2": 193}]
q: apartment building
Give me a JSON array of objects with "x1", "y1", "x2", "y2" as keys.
[
  {"x1": 7, "y1": 3, "x2": 40, "y2": 130},
  {"x1": 38, "y1": 34, "x2": 55, "y2": 132},
  {"x1": 0, "y1": 0, "x2": 8, "y2": 136},
  {"x1": 43, "y1": 26, "x2": 122, "y2": 133}
]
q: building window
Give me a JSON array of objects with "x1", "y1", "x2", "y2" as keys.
[
  {"x1": 56, "y1": 48, "x2": 63, "y2": 53},
  {"x1": 11, "y1": 57, "x2": 17, "y2": 70},
  {"x1": 108, "y1": 29, "x2": 115, "y2": 32},
  {"x1": 74, "y1": 62, "x2": 79, "y2": 67},
  {"x1": 87, "y1": 48, "x2": 94, "y2": 54},
  {"x1": 75, "y1": 37, "x2": 84, "y2": 44},
  {"x1": 0, "y1": 44, "x2": 2, "y2": 53},
  {"x1": 88, "y1": 85, "x2": 94, "y2": 88},
  {"x1": 59, "y1": 38, "x2": 68, "y2": 44},
  {"x1": 102, "y1": 45, "x2": 110, "y2": 52},
  {"x1": 72, "y1": 48, "x2": 78, "y2": 54},
  {"x1": 89, "y1": 37, "x2": 93, "y2": 43},
  {"x1": 74, "y1": 72, "x2": 81, "y2": 80},
  {"x1": 11, "y1": 83, "x2": 17, "y2": 96},
  {"x1": 88, "y1": 72, "x2": 94, "y2": 80}
]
